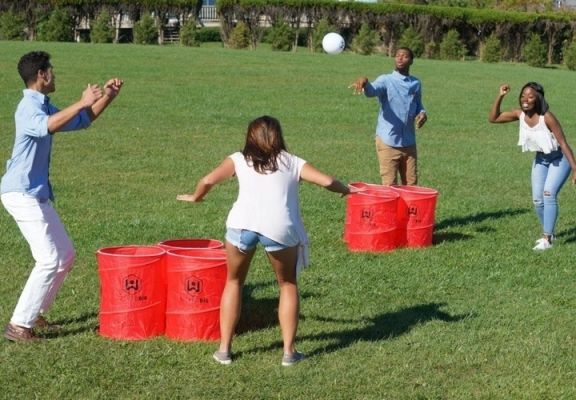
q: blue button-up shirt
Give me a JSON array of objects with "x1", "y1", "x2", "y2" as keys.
[
  {"x1": 1, "y1": 89, "x2": 91, "y2": 201},
  {"x1": 364, "y1": 70, "x2": 425, "y2": 148}
]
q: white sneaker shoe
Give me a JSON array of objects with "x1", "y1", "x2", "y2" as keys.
[{"x1": 533, "y1": 237, "x2": 553, "y2": 251}]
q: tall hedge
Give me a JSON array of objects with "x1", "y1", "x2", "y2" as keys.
[
  {"x1": 216, "y1": 0, "x2": 576, "y2": 62},
  {"x1": 0, "y1": 8, "x2": 26, "y2": 40},
  {"x1": 2, "y1": 0, "x2": 576, "y2": 63},
  {"x1": 37, "y1": 7, "x2": 74, "y2": 42}
]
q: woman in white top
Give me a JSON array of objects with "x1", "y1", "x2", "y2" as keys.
[
  {"x1": 177, "y1": 116, "x2": 352, "y2": 366},
  {"x1": 489, "y1": 82, "x2": 576, "y2": 250}
]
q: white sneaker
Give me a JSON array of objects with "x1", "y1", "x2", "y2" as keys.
[
  {"x1": 533, "y1": 238, "x2": 553, "y2": 251},
  {"x1": 282, "y1": 351, "x2": 305, "y2": 367},
  {"x1": 212, "y1": 351, "x2": 232, "y2": 365}
]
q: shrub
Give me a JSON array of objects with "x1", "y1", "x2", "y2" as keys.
[
  {"x1": 523, "y1": 33, "x2": 546, "y2": 68},
  {"x1": 267, "y1": 21, "x2": 295, "y2": 51},
  {"x1": 228, "y1": 21, "x2": 250, "y2": 49},
  {"x1": 0, "y1": 9, "x2": 26, "y2": 40},
  {"x1": 398, "y1": 27, "x2": 424, "y2": 58},
  {"x1": 180, "y1": 19, "x2": 200, "y2": 47},
  {"x1": 197, "y1": 27, "x2": 221, "y2": 43},
  {"x1": 91, "y1": 10, "x2": 114, "y2": 44},
  {"x1": 481, "y1": 34, "x2": 502, "y2": 63},
  {"x1": 439, "y1": 29, "x2": 465, "y2": 60},
  {"x1": 133, "y1": 13, "x2": 158, "y2": 45},
  {"x1": 563, "y1": 40, "x2": 576, "y2": 70},
  {"x1": 311, "y1": 18, "x2": 336, "y2": 52},
  {"x1": 425, "y1": 40, "x2": 439, "y2": 59},
  {"x1": 37, "y1": 8, "x2": 74, "y2": 42},
  {"x1": 351, "y1": 23, "x2": 378, "y2": 56}
]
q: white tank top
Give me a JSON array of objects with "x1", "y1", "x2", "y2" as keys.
[
  {"x1": 226, "y1": 151, "x2": 307, "y2": 247},
  {"x1": 518, "y1": 112, "x2": 558, "y2": 154}
]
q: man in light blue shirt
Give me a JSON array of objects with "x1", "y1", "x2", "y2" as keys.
[
  {"x1": 1, "y1": 89, "x2": 91, "y2": 201},
  {"x1": 1, "y1": 51, "x2": 124, "y2": 342},
  {"x1": 351, "y1": 47, "x2": 427, "y2": 185}
]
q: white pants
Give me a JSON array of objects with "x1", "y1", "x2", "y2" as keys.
[{"x1": 1, "y1": 192, "x2": 75, "y2": 328}]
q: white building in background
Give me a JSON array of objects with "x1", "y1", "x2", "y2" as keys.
[
  {"x1": 556, "y1": 0, "x2": 576, "y2": 7},
  {"x1": 199, "y1": 0, "x2": 218, "y2": 27},
  {"x1": 75, "y1": 1, "x2": 219, "y2": 42}
]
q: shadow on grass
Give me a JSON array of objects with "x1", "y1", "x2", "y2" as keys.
[
  {"x1": 247, "y1": 302, "x2": 469, "y2": 357},
  {"x1": 557, "y1": 225, "x2": 576, "y2": 244},
  {"x1": 300, "y1": 302, "x2": 470, "y2": 357},
  {"x1": 236, "y1": 282, "x2": 279, "y2": 334},
  {"x1": 236, "y1": 281, "x2": 314, "y2": 335},
  {"x1": 435, "y1": 208, "x2": 528, "y2": 230},
  {"x1": 433, "y1": 231, "x2": 473, "y2": 244},
  {"x1": 43, "y1": 311, "x2": 98, "y2": 338},
  {"x1": 433, "y1": 208, "x2": 529, "y2": 244}
]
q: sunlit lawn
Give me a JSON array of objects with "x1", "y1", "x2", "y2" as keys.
[{"x1": 0, "y1": 40, "x2": 575, "y2": 399}]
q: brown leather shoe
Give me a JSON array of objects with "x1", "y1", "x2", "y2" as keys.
[
  {"x1": 34, "y1": 315, "x2": 62, "y2": 333},
  {"x1": 4, "y1": 323, "x2": 42, "y2": 343}
]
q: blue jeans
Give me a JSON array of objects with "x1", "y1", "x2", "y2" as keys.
[{"x1": 531, "y1": 150, "x2": 570, "y2": 236}]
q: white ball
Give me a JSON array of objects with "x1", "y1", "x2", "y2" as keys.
[{"x1": 322, "y1": 32, "x2": 345, "y2": 55}]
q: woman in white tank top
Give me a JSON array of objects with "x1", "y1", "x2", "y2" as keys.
[
  {"x1": 177, "y1": 116, "x2": 353, "y2": 366},
  {"x1": 489, "y1": 82, "x2": 576, "y2": 251}
]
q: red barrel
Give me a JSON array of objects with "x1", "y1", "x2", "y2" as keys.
[
  {"x1": 157, "y1": 239, "x2": 224, "y2": 306},
  {"x1": 349, "y1": 181, "x2": 396, "y2": 195},
  {"x1": 158, "y1": 238, "x2": 224, "y2": 251},
  {"x1": 97, "y1": 246, "x2": 166, "y2": 340},
  {"x1": 164, "y1": 248, "x2": 227, "y2": 341},
  {"x1": 344, "y1": 184, "x2": 399, "y2": 252},
  {"x1": 391, "y1": 185, "x2": 439, "y2": 248},
  {"x1": 346, "y1": 227, "x2": 397, "y2": 252}
]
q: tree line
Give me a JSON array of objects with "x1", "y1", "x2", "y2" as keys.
[{"x1": 1, "y1": 0, "x2": 576, "y2": 66}]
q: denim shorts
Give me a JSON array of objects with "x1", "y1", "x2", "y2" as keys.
[{"x1": 226, "y1": 228, "x2": 287, "y2": 252}]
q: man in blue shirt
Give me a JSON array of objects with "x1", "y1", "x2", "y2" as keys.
[
  {"x1": 1, "y1": 51, "x2": 123, "y2": 342},
  {"x1": 351, "y1": 47, "x2": 427, "y2": 185}
]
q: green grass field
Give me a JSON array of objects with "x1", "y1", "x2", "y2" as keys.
[{"x1": 1, "y1": 41, "x2": 575, "y2": 399}]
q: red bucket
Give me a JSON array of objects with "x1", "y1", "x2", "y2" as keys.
[
  {"x1": 157, "y1": 239, "x2": 224, "y2": 307},
  {"x1": 391, "y1": 185, "x2": 439, "y2": 248},
  {"x1": 97, "y1": 246, "x2": 166, "y2": 340},
  {"x1": 158, "y1": 238, "x2": 224, "y2": 251},
  {"x1": 407, "y1": 224, "x2": 434, "y2": 248},
  {"x1": 344, "y1": 183, "x2": 399, "y2": 252},
  {"x1": 164, "y1": 248, "x2": 227, "y2": 341},
  {"x1": 346, "y1": 228, "x2": 397, "y2": 252},
  {"x1": 349, "y1": 181, "x2": 397, "y2": 195}
]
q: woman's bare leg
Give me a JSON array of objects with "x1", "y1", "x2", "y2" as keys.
[
  {"x1": 218, "y1": 242, "x2": 255, "y2": 354},
  {"x1": 266, "y1": 246, "x2": 299, "y2": 354}
]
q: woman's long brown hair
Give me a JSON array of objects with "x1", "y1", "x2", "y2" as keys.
[{"x1": 242, "y1": 116, "x2": 287, "y2": 173}]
